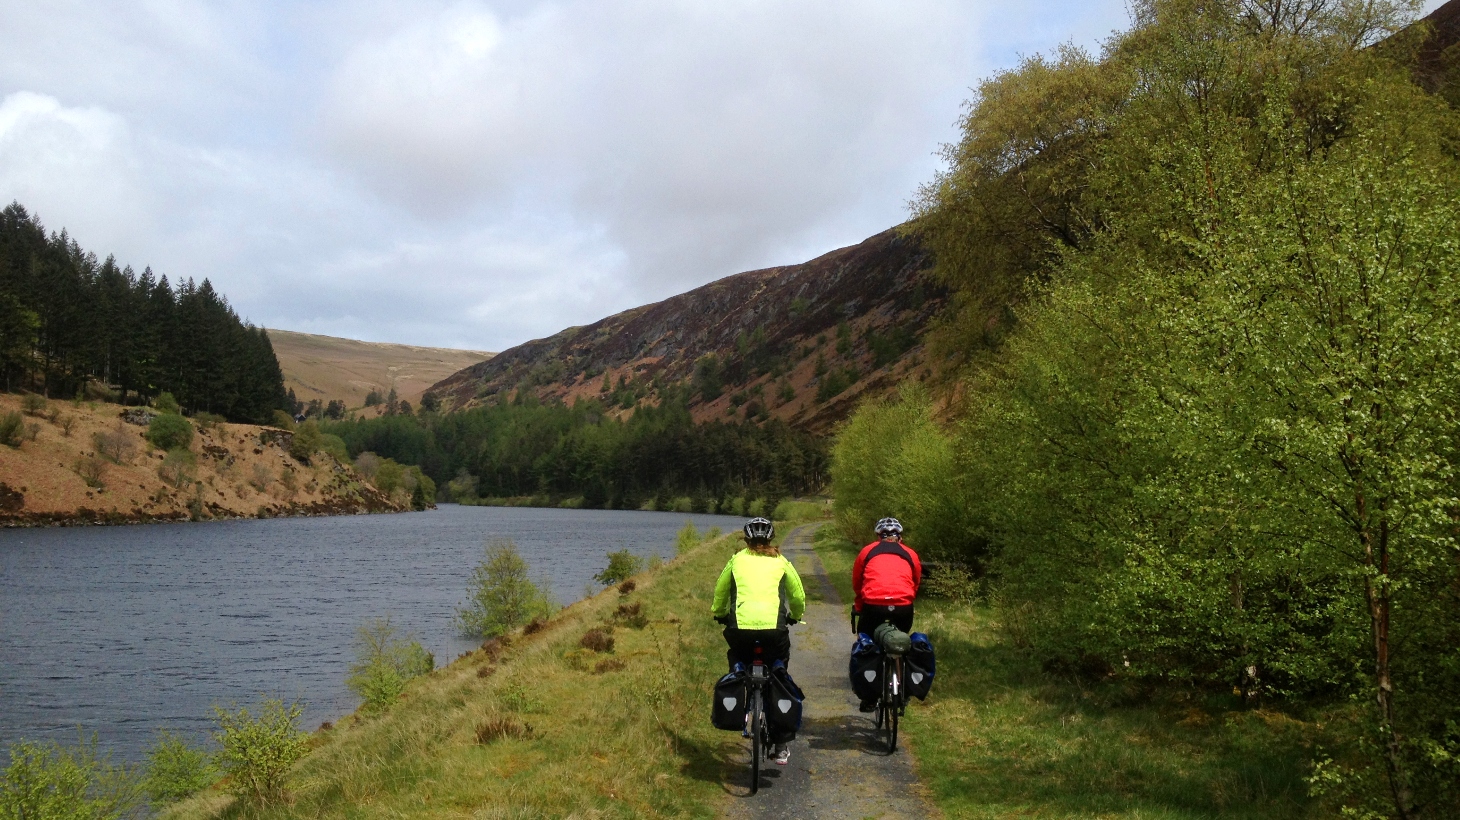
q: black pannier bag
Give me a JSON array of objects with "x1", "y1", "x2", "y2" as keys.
[
  {"x1": 712, "y1": 669, "x2": 749, "y2": 731},
  {"x1": 765, "y1": 662, "x2": 804, "y2": 739},
  {"x1": 849, "y1": 633, "x2": 882, "y2": 702},
  {"x1": 906, "y1": 632, "x2": 936, "y2": 700}
]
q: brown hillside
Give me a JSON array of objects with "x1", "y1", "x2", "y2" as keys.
[
  {"x1": 430, "y1": 228, "x2": 942, "y2": 433},
  {"x1": 0, "y1": 394, "x2": 407, "y2": 526},
  {"x1": 268, "y1": 330, "x2": 492, "y2": 413}
]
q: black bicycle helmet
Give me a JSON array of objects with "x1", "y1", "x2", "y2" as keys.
[
  {"x1": 743, "y1": 517, "x2": 775, "y2": 542},
  {"x1": 874, "y1": 517, "x2": 903, "y2": 537}
]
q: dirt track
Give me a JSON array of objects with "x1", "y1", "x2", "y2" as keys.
[{"x1": 720, "y1": 524, "x2": 938, "y2": 819}]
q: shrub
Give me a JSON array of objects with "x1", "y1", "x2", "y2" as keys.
[
  {"x1": 746, "y1": 498, "x2": 767, "y2": 518},
  {"x1": 75, "y1": 456, "x2": 107, "y2": 489},
  {"x1": 288, "y1": 420, "x2": 321, "y2": 462},
  {"x1": 345, "y1": 616, "x2": 435, "y2": 712},
  {"x1": 674, "y1": 521, "x2": 700, "y2": 555},
  {"x1": 579, "y1": 628, "x2": 614, "y2": 653},
  {"x1": 593, "y1": 658, "x2": 626, "y2": 674},
  {"x1": 20, "y1": 392, "x2": 45, "y2": 416},
  {"x1": 146, "y1": 414, "x2": 193, "y2": 452},
  {"x1": 456, "y1": 540, "x2": 556, "y2": 638},
  {"x1": 593, "y1": 550, "x2": 643, "y2": 586},
  {"x1": 59, "y1": 414, "x2": 75, "y2": 436},
  {"x1": 447, "y1": 470, "x2": 479, "y2": 503},
  {"x1": 270, "y1": 409, "x2": 295, "y2": 430},
  {"x1": 94, "y1": 425, "x2": 138, "y2": 464},
  {"x1": 0, "y1": 411, "x2": 25, "y2": 447},
  {"x1": 143, "y1": 730, "x2": 213, "y2": 804},
  {"x1": 158, "y1": 448, "x2": 197, "y2": 489},
  {"x1": 153, "y1": 392, "x2": 180, "y2": 414},
  {"x1": 248, "y1": 463, "x2": 272, "y2": 492},
  {"x1": 474, "y1": 717, "x2": 532, "y2": 743},
  {"x1": 617, "y1": 579, "x2": 636, "y2": 596},
  {"x1": 353, "y1": 451, "x2": 381, "y2": 479},
  {"x1": 407, "y1": 468, "x2": 435, "y2": 510},
  {"x1": 613, "y1": 602, "x2": 648, "y2": 629},
  {"x1": 192, "y1": 411, "x2": 225, "y2": 431},
  {"x1": 0, "y1": 736, "x2": 144, "y2": 820},
  {"x1": 210, "y1": 699, "x2": 308, "y2": 804}
]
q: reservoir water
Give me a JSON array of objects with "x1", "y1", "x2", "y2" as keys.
[{"x1": 0, "y1": 505, "x2": 744, "y2": 760}]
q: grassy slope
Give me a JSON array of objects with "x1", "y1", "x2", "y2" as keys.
[
  {"x1": 267, "y1": 330, "x2": 492, "y2": 411},
  {"x1": 164, "y1": 531, "x2": 754, "y2": 820},
  {"x1": 813, "y1": 530, "x2": 1320, "y2": 820}
]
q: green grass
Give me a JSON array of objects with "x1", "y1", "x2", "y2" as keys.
[
  {"x1": 812, "y1": 530, "x2": 1321, "y2": 819},
  {"x1": 163, "y1": 533, "x2": 756, "y2": 819}
]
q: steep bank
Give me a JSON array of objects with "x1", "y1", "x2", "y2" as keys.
[
  {"x1": 0, "y1": 394, "x2": 405, "y2": 526},
  {"x1": 163, "y1": 529, "x2": 752, "y2": 819},
  {"x1": 430, "y1": 228, "x2": 943, "y2": 434}
]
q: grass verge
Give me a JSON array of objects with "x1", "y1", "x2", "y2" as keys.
[
  {"x1": 811, "y1": 529, "x2": 1320, "y2": 819},
  {"x1": 162, "y1": 531, "x2": 756, "y2": 819}
]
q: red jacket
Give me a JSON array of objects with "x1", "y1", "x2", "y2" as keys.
[{"x1": 852, "y1": 539, "x2": 922, "y2": 611}]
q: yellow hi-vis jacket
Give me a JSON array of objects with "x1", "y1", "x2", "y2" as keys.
[{"x1": 710, "y1": 549, "x2": 807, "y2": 630}]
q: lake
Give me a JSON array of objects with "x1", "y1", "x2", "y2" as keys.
[{"x1": 0, "y1": 505, "x2": 744, "y2": 760}]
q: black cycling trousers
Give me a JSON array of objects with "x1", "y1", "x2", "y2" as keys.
[
  {"x1": 855, "y1": 604, "x2": 915, "y2": 636},
  {"x1": 723, "y1": 627, "x2": 791, "y2": 671}
]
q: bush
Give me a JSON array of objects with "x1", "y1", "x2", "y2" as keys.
[
  {"x1": 0, "y1": 735, "x2": 144, "y2": 820},
  {"x1": 158, "y1": 448, "x2": 197, "y2": 489},
  {"x1": 210, "y1": 699, "x2": 308, "y2": 804},
  {"x1": 153, "y1": 392, "x2": 180, "y2": 414},
  {"x1": 143, "y1": 730, "x2": 213, "y2": 804},
  {"x1": 346, "y1": 616, "x2": 435, "y2": 712},
  {"x1": 456, "y1": 540, "x2": 556, "y2": 638},
  {"x1": 146, "y1": 414, "x2": 193, "y2": 452},
  {"x1": 353, "y1": 451, "x2": 381, "y2": 479},
  {"x1": 192, "y1": 411, "x2": 225, "y2": 431},
  {"x1": 20, "y1": 392, "x2": 45, "y2": 416},
  {"x1": 593, "y1": 550, "x2": 643, "y2": 585},
  {"x1": 269, "y1": 410, "x2": 294, "y2": 430},
  {"x1": 407, "y1": 467, "x2": 435, "y2": 510},
  {"x1": 1, "y1": 411, "x2": 26, "y2": 447},
  {"x1": 579, "y1": 628, "x2": 615, "y2": 653},
  {"x1": 75, "y1": 455, "x2": 107, "y2": 489},
  {"x1": 288, "y1": 420, "x2": 321, "y2": 462},
  {"x1": 674, "y1": 521, "x2": 700, "y2": 555},
  {"x1": 447, "y1": 470, "x2": 479, "y2": 503},
  {"x1": 93, "y1": 426, "x2": 137, "y2": 464}
]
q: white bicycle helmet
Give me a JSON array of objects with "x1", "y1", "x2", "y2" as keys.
[
  {"x1": 743, "y1": 517, "x2": 775, "y2": 541},
  {"x1": 874, "y1": 517, "x2": 903, "y2": 537}
]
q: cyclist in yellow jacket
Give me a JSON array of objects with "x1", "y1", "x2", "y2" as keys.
[{"x1": 711, "y1": 516, "x2": 807, "y2": 764}]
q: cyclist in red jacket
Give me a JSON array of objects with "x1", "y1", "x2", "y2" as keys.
[{"x1": 852, "y1": 517, "x2": 922, "y2": 636}]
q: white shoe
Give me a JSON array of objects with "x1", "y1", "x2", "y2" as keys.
[{"x1": 772, "y1": 744, "x2": 790, "y2": 765}]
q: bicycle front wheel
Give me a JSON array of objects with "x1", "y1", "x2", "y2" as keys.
[{"x1": 749, "y1": 687, "x2": 763, "y2": 794}]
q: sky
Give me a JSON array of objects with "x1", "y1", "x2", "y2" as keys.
[{"x1": 1, "y1": 1, "x2": 1447, "y2": 352}]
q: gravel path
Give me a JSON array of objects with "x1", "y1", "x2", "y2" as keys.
[{"x1": 721, "y1": 524, "x2": 938, "y2": 818}]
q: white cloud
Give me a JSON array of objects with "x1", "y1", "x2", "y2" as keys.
[{"x1": 0, "y1": 0, "x2": 1161, "y2": 351}]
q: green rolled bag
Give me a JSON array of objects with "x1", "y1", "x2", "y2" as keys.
[{"x1": 873, "y1": 622, "x2": 912, "y2": 656}]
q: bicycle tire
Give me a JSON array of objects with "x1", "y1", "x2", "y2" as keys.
[
  {"x1": 749, "y1": 686, "x2": 763, "y2": 794},
  {"x1": 885, "y1": 657, "x2": 900, "y2": 754}
]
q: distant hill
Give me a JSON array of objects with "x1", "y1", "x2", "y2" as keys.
[
  {"x1": 429, "y1": 228, "x2": 943, "y2": 433},
  {"x1": 267, "y1": 330, "x2": 492, "y2": 413}
]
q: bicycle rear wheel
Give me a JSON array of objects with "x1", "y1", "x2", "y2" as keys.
[
  {"x1": 749, "y1": 687, "x2": 763, "y2": 794},
  {"x1": 883, "y1": 658, "x2": 900, "y2": 754}
]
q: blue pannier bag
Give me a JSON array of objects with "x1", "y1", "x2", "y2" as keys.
[
  {"x1": 766, "y1": 660, "x2": 804, "y2": 739},
  {"x1": 906, "y1": 632, "x2": 935, "y2": 700},
  {"x1": 849, "y1": 632, "x2": 882, "y2": 702},
  {"x1": 711, "y1": 667, "x2": 749, "y2": 731}
]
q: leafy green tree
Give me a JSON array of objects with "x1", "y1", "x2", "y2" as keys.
[{"x1": 456, "y1": 540, "x2": 556, "y2": 638}]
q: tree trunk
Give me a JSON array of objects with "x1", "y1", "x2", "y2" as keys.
[{"x1": 1360, "y1": 508, "x2": 1414, "y2": 820}]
